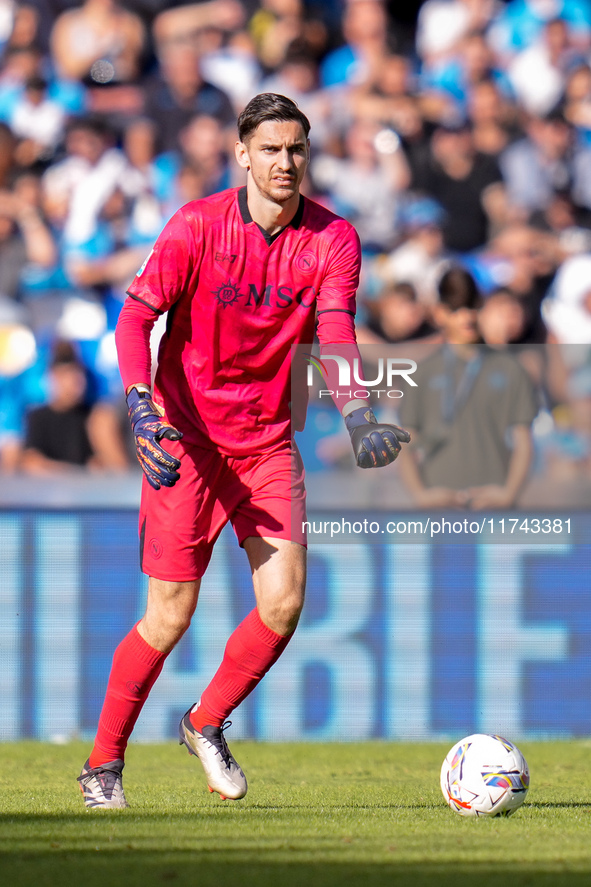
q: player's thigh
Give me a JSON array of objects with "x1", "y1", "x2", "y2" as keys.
[
  {"x1": 139, "y1": 439, "x2": 230, "y2": 581},
  {"x1": 243, "y1": 536, "x2": 306, "y2": 636},
  {"x1": 231, "y1": 438, "x2": 307, "y2": 549}
]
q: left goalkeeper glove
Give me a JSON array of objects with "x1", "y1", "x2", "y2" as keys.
[
  {"x1": 345, "y1": 406, "x2": 411, "y2": 469},
  {"x1": 127, "y1": 386, "x2": 182, "y2": 490}
]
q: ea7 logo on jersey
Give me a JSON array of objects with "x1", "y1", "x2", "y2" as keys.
[
  {"x1": 213, "y1": 281, "x2": 241, "y2": 308},
  {"x1": 215, "y1": 251, "x2": 238, "y2": 265}
]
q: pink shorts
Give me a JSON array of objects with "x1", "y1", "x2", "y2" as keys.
[{"x1": 139, "y1": 437, "x2": 307, "y2": 581}]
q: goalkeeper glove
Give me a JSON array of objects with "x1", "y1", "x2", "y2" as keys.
[
  {"x1": 345, "y1": 406, "x2": 410, "y2": 469},
  {"x1": 127, "y1": 386, "x2": 182, "y2": 490}
]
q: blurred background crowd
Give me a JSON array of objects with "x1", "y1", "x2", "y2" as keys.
[{"x1": 1, "y1": 0, "x2": 591, "y2": 501}]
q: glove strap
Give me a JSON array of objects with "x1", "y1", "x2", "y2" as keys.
[
  {"x1": 342, "y1": 398, "x2": 372, "y2": 418},
  {"x1": 130, "y1": 384, "x2": 152, "y2": 398},
  {"x1": 344, "y1": 406, "x2": 377, "y2": 432},
  {"x1": 127, "y1": 385, "x2": 160, "y2": 428}
]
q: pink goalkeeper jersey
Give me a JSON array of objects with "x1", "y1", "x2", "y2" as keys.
[{"x1": 125, "y1": 186, "x2": 361, "y2": 455}]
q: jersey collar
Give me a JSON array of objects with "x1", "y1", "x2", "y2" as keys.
[{"x1": 238, "y1": 186, "x2": 305, "y2": 245}]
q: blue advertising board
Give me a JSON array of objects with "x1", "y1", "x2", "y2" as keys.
[{"x1": 0, "y1": 510, "x2": 589, "y2": 742}]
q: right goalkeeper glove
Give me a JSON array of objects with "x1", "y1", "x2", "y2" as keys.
[
  {"x1": 345, "y1": 405, "x2": 411, "y2": 469},
  {"x1": 127, "y1": 386, "x2": 182, "y2": 490}
]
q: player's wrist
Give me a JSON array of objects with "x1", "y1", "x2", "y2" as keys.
[
  {"x1": 127, "y1": 383, "x2": 152, "y2": 398},
  {"x1": 126, "y1": 386, "x2": 161, "y2": 429},
  {"x1": 341, "y1": 399, "x2": 372, "y2": 419}
]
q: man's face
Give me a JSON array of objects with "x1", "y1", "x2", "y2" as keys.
[
  {"x1": 236, "y1": 120, "x2": 309, "y2": 204},
  {"x1": 66, "y1": 128, "x2": 106, "y2": 165}
]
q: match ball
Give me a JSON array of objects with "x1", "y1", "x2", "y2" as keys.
[{"x1": 440, "y1": 733, "x2": 529, "y2": 817}]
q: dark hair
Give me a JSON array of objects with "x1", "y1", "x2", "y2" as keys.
[
  {"x1": 382, "y1": 281, "x2": 417, "y2": 302},
  {"x1": 438, "y1": 267, "x2": 481, "y2": 310},
  {"x1": 237, "y1": 93, "x2": 311, "y2": 143},
  {"x1": 25, "y1": 75, "x2": 47, "y2": 92},
  {"x1": 65, "y1": 114, "x2": 114, "y2": 141},
  {"x1": 50, "y1": 340, "x2": 83, "y2": 369}
]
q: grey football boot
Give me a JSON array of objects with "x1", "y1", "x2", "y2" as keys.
[
  {"x1": 178, "y1": 705, "x2": 247, "y2": 800},
  {"x1": 77, "y1": 758, "x2": 129, "y2": 809}
]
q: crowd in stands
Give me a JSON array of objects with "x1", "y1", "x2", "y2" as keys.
[{"x1": 0, "y1": 0, "x2": 591, "y2": 491}]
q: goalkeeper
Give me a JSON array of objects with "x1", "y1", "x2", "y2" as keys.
[{"x1": 78, "y1": 93, "x2": 410, "y2": 810}]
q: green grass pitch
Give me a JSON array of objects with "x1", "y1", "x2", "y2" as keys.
[{"x1": 1, "y1": 741, "x2": 591, "y2": 886}]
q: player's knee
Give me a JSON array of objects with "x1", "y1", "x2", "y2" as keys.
[
  {"x1": 159, "y1": 607, "x2": 193, "y2": 643},
  {"x1": 263, "y1": 591, "x2": 304, "y2": 636}
]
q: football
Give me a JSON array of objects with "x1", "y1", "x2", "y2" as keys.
[{"x1": 440, "y1": 733, "x2": 530, "y2": 817}]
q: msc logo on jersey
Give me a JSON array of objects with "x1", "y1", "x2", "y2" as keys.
[
  {"x1": 213, "y1": 281, "x2": 241, "y2": 308},
  {"x1": 212, "y1": 281, "x2": 317, "y2": 310}
]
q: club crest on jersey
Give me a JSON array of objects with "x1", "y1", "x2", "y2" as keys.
[
  {"x1": 295, "y1": 251, "x2": 317, "y2": 273},
  {"x1": 213, "y1": 280, "x2": 241, "y2": 308}
]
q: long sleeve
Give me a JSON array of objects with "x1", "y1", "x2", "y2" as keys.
[{"x1": 115, "y1": 296, "x2": 160, "y2": 392}]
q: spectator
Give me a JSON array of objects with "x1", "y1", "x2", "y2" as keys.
[
  {"x1": 151, "y1": 0, "x2": 246, "y2": 53},
  {"x1": 507, "y1": 17, "x2": 586, "y2": 116},
  {"x1": 488, "y1": 0, "x2": 591, "y2": 63},
  {"x1": 0, "y1": 45, "x2": 42, "y2": 118},
  {"x1": 0, "y1": 317, "x2": 43, "y2": 472},
  {"x1": 348, "y1": 52, "x2": 413, "y2": 119},
  {"x1": 199, "y1": 28, "x2": 262, "y2": 111},
  {"x1": 142, "y1": 37, "x2": 235, "y2": 153},
  {"x1": 398, "y1": 265, "x2": 538, "y2": 508},
  {"x1": 543, "y1": 252, "x2": 591, "y2": 343},
  {"x1": 311, "y1": 115, "x2": 410, "y2": 252},
  {"x1": 0, "y1": 45, "x2": 86, "y2": 127},
  {"x1": 42, "y1": 115, "x2": 129, "y2": 256},
  {"x1": 0, "y1": 174, "x2": 57, "y2": 300},
  {"x1": 4, "y1": 3, "x2": 40, "y2": 53},
  {"x1": 416, "y1": 0, "x2": 496, "y2": 68},
  {"x1": 371, "y1": 194, "x2": 450, "y2": 305},
  {"x1": 126, "y1": 113, "x2": 230, "y2": 218},
  {"x1": 50, "y1": 0, "x2": 147, "y2": 83},
  {"x1": 391, "y1": 95, "x2": 433, "y2": 186},
  {"x1": 249, "y1": 0, "x2": 326, "y2": 72},
  {"x1": 530, "y1": 187, "x2": 591, "y2": 255},
  {"x1": 7, "y1": 74, "x2": 65, "y2": 166},
  {"x1": 559, "y1": 63, "x2": 591, "y2": 150},
  {"x1": 177, "y1": 114, "x2": 231, "y2": 196},
  {"x1": 420, "y1": 29, "x2": 513, "y2": 121},
  {"x1": 467, "y1": 76, "x2": 521, "y2": 157},
  {"x1": 0, "y1": 122, "x2": 15, "y2": 187},
  {"x1": 120, "y1": 116, "x2": 167, "y2": 236},
  {"x1": 478, "y1": 286, "x2": 530, "y2": 344},
  {"x1": 359, "y1": 281, "x2": 437, "y2": 344},
  {"x1": 464, "y1": 222, "x2": 557, "y2": 341},
  {"x1": 414, "y1": 118, "x2": 506, "y2": 253},
  {"x1": 542, "y1": 253, "x2": 591, "y2": 444},
  {"x1": 320, "y1": 0, "x2": 397, "y2": 88},
  {"x1": 21, "y1": 340, "x2": 129, "y2": 474},
  {"x1": 59, "y1": 185, "x2": 157, "y2": 304},
  {"x1": 0, "y1": 0, "x2": 15, "y2": 55}
]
